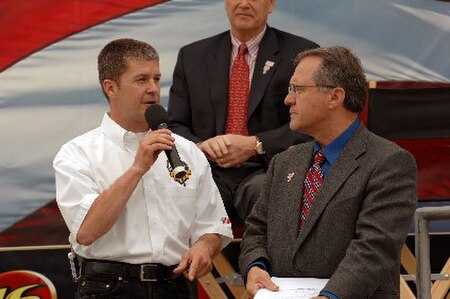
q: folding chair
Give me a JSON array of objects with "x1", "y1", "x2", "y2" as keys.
[{"x1": 198, "y1": 224, "x2": 246, "y2": 299}]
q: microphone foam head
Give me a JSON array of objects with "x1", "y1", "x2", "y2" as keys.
[{"x1": 145, "y1": 104, "x2": 169, "y2": 130}]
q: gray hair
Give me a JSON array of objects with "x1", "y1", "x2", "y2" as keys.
[{"x1": 295, "y1": 46, "x2": 367, "y2": 113}]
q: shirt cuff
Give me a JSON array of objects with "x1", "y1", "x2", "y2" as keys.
[
  {"x1": 320, "y1": 290, "x2": 340, "y2": 299},
  {"x1": 243, "y1": 258, "x2": 269, "y2": 283}
]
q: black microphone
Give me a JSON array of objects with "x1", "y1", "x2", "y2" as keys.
[{"x1": 144, "y1": 104, "x2": 190, "y2": 183}]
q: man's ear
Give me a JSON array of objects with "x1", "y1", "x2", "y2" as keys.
[
  {"x1": 269, "y1": 0, "x2": 276, "y2": 13},
  {"x1": 102, "y1": 79, "x2": 117, "y2": 99},
  {"x1": 329, "y1": 87, "x2": 345, "y2": 109}
]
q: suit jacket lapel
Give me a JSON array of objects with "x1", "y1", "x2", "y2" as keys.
[
  {"x1": 208, "y1": 33, "x2": 232, "y2": 135},
  {"x1": 248, "y1": 27, "x2": 280, "y2": 119},
  {"x1": 293, "y1": 126, "x2": 368, "y2": 253},
  {"x1": 284, "y1": 145, "x2": 314, "y2": 243}
]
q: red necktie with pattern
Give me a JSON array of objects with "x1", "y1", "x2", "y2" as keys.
[
  {"x1": 300, "y1": 150, "x2": 326, "y2": 229},
  {"x1": 225, "y1": 43, "x2": 249, "y2": 136}
]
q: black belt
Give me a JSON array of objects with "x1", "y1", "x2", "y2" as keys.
[{"x1": 82, "y1": 260, "x2": 179, "y2": 282}]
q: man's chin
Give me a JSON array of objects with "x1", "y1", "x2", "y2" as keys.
[
  {"x1": 289, "y1": 123, "x2": 295, "y2": 131},
  {"x1": 232, "y1": 19, "x2": 255, "y2": 30},
  {"x1": 289, "y1": 122, "x2": 301, "y2": 132}
]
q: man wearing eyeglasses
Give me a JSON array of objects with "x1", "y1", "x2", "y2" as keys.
[
  {"x1": 240, "y1": 46, "x2": 417, "y2": 298},
  {"x1": 168, "y1": 0, "x2": 318, "y2": 222}
]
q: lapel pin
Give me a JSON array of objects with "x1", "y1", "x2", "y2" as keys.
[
  {"x1": 287, "y1": 172, "x2": 295, "y2": 182},
  {"x1": 263, "y1": 60, "x2": 275, "y2": 75}
]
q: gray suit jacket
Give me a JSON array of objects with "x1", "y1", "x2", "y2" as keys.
[
  {"x1": 168, "y1": 26, "x2": 318, "y2": 161},
  {"x1": 240, "y1": 125, "x2": 418, "y2": 298}
]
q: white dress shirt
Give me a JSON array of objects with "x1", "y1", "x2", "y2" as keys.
[{"x1": 53, "y1": 113, "x2": 233, "y2": 265}]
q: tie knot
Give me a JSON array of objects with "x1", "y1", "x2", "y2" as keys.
[
  {"x1": 238, "y1": 43, "x2": 248, "y2": 56},
  {"x1": 313, "y1": 150, "x2": 326, "y2": 165}
]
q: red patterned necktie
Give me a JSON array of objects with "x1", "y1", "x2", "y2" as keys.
[
  {"x1": 300, "y1": 150, "x2": 326, "y2": 229},
  {"x1": 225, "y1": 43, "x2": 249, "y2": 136}
]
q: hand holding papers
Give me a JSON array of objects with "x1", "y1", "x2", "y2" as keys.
[{"x1": 255, "y1": 277, "x2": 329, "y2": 299}]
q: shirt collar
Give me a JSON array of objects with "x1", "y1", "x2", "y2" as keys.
[
  {"x1": 230, "y1": 25, "x2": 267, "y2": 59},
  {"x1": 313, "y1": 118, "x2": 361, "y2": 166},
  {"x1": 101, "y1": 113, "x2": 148, "y2": 150}
]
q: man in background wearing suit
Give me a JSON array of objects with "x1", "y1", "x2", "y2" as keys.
[
  {"x1": 168, "y1": 0, "x2": 318, "y2": 220},
  {"x1": 240, "y1": 46, "x2": 418, "y2": 298}
]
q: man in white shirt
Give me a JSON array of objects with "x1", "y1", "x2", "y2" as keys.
[{"x1": 53, "y1": 38, "x2": 233, "y2": 298}]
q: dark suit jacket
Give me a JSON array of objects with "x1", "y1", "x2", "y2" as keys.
[
  {"x1": 168, "y1": 26, "x2": 318, "y2": 161},
  {"x1": 240, "y1": 125, "x2": 418, "y2": 298}
]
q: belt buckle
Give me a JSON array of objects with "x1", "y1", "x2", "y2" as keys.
[{"x1": 140, "y1": 264, "x2": 158, "y2": 282}]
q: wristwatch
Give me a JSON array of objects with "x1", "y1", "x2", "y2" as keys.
[{"x1": 255, "y1": 137, "x2": 266, "y2": 155}]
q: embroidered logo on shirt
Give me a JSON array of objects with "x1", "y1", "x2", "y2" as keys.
[
  {"x1": 221, "y1": 217, "x2": 231, "y2": 224},
  {"x1": 166, "y1": 161, "x2": 191, "y2": 186}
]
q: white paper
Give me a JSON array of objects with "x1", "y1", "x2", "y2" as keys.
[{"x1": 255, "y1": 277, "x2": 329, "y2": 299}]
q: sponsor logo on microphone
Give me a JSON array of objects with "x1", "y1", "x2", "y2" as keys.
[{"x1": 166, "y1": 161, "x2": 191, "y2": 186}]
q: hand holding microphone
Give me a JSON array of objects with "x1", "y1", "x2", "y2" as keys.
[
  {"x1": 144, "y1": 104, "x2": 191, "y2": 185},
  {"x1": 133, "y1": 127, "x2": 174, "y2": 175}
]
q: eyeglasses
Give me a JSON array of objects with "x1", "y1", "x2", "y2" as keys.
[{"x1": 288, "y1": 84, "x2": 336, "y2": 95}]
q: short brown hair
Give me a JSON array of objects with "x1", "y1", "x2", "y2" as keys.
[
  {"x1": 97, "y1": 38, "x2": 159, "y2": 98},
  {"x1": 295, "y1": 46, "x2": 367, "y2": 113}
]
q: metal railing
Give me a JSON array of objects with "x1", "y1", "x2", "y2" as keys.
[{"x1": 415, "y1": 206, "x2": 450, "y2": 299}]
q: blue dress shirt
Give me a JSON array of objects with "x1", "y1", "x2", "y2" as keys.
[{"x1": 314, "y1": 118, "x2": 361, "y2": 178}]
